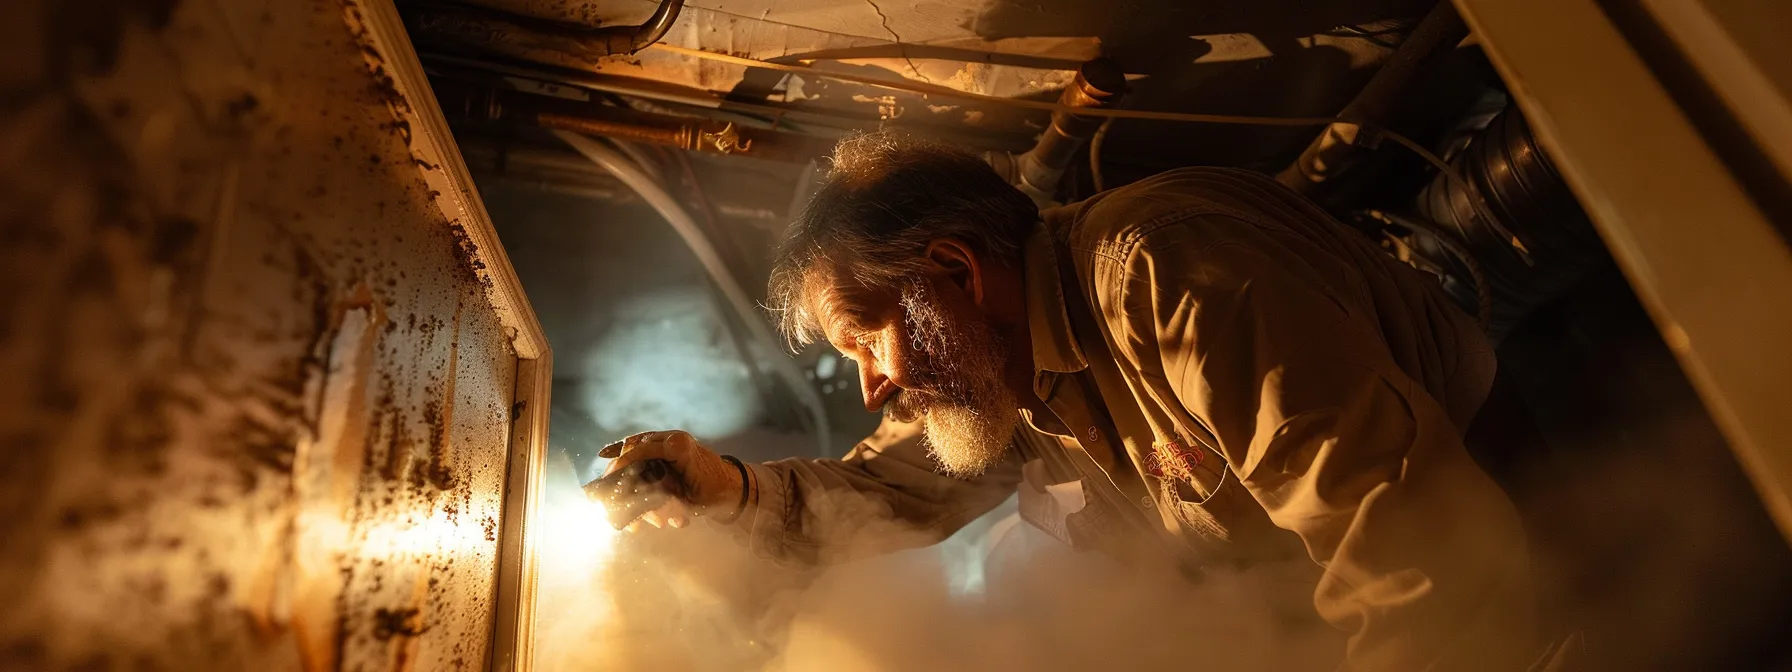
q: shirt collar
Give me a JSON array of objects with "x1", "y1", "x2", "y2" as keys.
[{"x1": 1024, "y1": 219, "x2": 1088, "y2": 376}]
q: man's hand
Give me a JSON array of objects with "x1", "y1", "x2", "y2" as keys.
[{"x1": 593, "y1": 430, "x2": 745, "y2": 532}]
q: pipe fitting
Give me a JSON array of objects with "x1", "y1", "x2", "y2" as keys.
[{"x1": 990, "y1": 57, "x2": 1127, "y2": 206}]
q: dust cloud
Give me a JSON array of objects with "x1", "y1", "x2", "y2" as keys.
[{"x1": 532, "y1": 476, "x2": 1345, "y2": 672}]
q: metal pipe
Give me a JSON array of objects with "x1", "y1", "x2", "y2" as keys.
[
  {"x1": 405, "y1": 0, "x2": 685, "y2": 65},
  {"x1": 553, "y1": 130, "x2": 833, "y2": 456},
  {"x1": 1023, "y1": 58, "x2": 1127, "y2": 176},
  {"x1": 624, "y1": 0, "x2": 685, "y2": 52},
  {"x1": 987, "y1": 58, "x2": 1127, "y2": 205},
  {"x1": 537, "y1": 113, "x2": 763, "y2": 157},
  {"x1": 432, "y1": 79, "x2": 829, "y2": 161},
  {"x1": 1276, "y1": 1, "x2": 1469, "y2": 194}
]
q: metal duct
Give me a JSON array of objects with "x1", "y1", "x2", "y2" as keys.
[{"x1": 1414, "y1": 105, "x2": 1608, "y2": 340}]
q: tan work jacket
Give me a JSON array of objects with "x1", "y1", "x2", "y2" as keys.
[{"x1": 728, "y1": 168, "x2": 1537, "y2": 671}]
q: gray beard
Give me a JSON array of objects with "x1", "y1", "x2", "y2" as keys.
[{"x1": 887, "y1": 280, "x2": 1019, "y2": 478}]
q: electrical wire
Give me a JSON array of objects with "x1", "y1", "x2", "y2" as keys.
[
  {"x1": 647, "y1": 43, "x2": 1341, "y2": 127},
  {"x1": 643, "y1": 43, "x2": 1536, "y2": 264},
  {"x1": 1322, "y1": 24, "x2": 1405, "y2": 50},
  {"x1": 1090, "y1": 117, "x2": 1114, "y2": 193},
  {"x1": 647, "y1": 44, "x2": 1464, "y2": 181}
]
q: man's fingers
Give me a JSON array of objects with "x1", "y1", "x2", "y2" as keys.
[
  {"x1": 610, "y1": 500, "x2": 690, "y2": 532},
  {"x1": 598, "y1": 430, "x2": 699, "y2": 477},
  {"x1": 597, "y1": 434, "x2": 670, "y2": 477},
  {"x1": 633, "y1": 430, "x2": 692, "y2": 451},
  {"x1": 659, "y1": 499, "x2": 691, "y2": 528},
  {"x1": 599, "y1": 431, "x2": 669, "y2": 460},
  {"x1": 598, "y1": 439, "x2": 626, "y2": 459}
]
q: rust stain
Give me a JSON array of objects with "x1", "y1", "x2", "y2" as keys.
[
  {"x1": 291, "y1": 289, "x2": 385, "y2": 672},
  {"x1": 380, "y1": 566, "x2": 435, "y2": 672},
  {"x1": 425, "y1": 299, "x2": 463, "y2": 492},
  {"x1": 3, "y1": 0, "x2": 519, "y2": 668}
]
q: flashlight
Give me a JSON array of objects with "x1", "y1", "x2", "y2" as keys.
[{"x1": 581, "y1": 458, "x2": 687, "y2": 530}]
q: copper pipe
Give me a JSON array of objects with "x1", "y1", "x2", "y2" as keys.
[
  {"x1": 433, "y1": 80, "x2": 828, "y2": 161},
  {"x1": 534, "y1": 113, "x2": 688, "y2": 149},
  {"x1": 1022, "y1": 58, "x2": 1128, "y2": 177},
  {"x1": 988, "y1": 57, "x2": 1128, "y2": 205}
]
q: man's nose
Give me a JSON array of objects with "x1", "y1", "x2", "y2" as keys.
[{"x1": 858, "y1": 357, "x2": 891, "y2": 413}]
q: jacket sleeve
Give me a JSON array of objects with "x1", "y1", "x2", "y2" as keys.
[
  {"x1": 720, "y1": 415, "x2": 1021, "y2": 566},
  {"x1": 1111, "y1": 219, "x2": 1536, "y2": 671}
]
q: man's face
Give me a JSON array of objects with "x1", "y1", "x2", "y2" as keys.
[{"x1": 812, "y1": 271, "x2": 1019, "y2": 477}]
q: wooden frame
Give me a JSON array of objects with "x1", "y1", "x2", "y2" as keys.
[
  {"x1": 1455, "y1": 0, "x2": 1792, "y2": 540},
  {"x1": 344, "y1": 2, "x2": 554, "y2": 670}
]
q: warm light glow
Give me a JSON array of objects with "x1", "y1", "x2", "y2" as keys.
[
  {"x1": 532, "y1": 470, "x2": 629, "y2": 671},
  {"x1": 358, "y1": 511, "x2": 492, "y2": 560},
  {"x1": 537, "y1": 496, "x2": 622, "y2": 579}
]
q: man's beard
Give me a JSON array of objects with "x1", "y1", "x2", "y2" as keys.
[{"x1": 883, "y1": 279, "x2": 1020, "y2": 477}]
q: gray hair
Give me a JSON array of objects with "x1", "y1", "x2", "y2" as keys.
[{"x1": 766, "y1": 131, "x2": 1038, "y2": 349}]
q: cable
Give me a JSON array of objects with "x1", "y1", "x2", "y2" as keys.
[
  {"x1": 646, "y1": 44, "x2": 1472, "y2": 190},
  {"x1": 1323, "y1": 24, "x2": 1405, "y2": 50},
  {"x1": 1362, "y1": 209, "x2": 1492, "y2": 330},
  {"x1": 642, "y1": 43, "x2": 1540, "y2": 264},
  {"x1": 647, "y1": 43, "x2": 1340, "y2": 127},
  {"x1": 1090, "y1": 117, "x2": 1114, "y2": 193}
]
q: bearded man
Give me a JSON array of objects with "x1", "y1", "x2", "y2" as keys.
[{"x1": 596, "y1": 132, "x2": 1547, "y2": 671}]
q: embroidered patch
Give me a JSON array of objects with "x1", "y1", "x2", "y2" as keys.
[{"x1": 1142, "y1": 440, "x2": 1205, "y2": 481}]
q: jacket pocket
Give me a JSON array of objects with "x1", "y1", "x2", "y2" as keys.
[{"x1": 1173, "y1": 467, "x2": 1237, "y2": 544}]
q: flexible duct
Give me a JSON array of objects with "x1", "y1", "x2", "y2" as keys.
[
  {"x1": 554, "y1": 130, "x2": 832, "y2": 456},
  {"x1": 1413, "y1": 105, "x2": 1607, "y2": 340}
]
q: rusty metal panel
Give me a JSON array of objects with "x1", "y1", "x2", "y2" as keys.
[{"x1": 0, "y1": 0, "x2": 541, "y2": 670}]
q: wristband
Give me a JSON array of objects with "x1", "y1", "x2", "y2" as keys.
[{"x1": 712, "y1": 455, "x2": 751, "y2": 524}]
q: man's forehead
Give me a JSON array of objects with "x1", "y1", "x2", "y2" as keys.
[{"x1": 802, "y1": 270, "x2": 891, "y2": 334}]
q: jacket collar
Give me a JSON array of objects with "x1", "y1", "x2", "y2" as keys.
[{"x1": 1024, "y1": 219, "x2": 1088, "y2": 376}]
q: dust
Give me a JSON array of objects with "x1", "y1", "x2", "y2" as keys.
[{"x1": 534, "y1": 483, "x2": 1345, "y2": 672}]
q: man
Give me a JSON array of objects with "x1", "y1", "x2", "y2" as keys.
[{"x1": 597, "y1": 131, "x2": 1540, "y2": 670}]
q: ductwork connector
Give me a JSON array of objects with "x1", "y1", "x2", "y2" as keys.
[{"x1": 987, "y1": 58, "x2": 1127, "y2": 207}]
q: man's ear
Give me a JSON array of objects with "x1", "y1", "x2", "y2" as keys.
[{"x1": 923, "y1": 238, "x2": 984, "y2": 304}]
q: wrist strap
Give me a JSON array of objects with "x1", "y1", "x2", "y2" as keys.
[{"x1": 712, "y1": 455, "x2": 751, "y2": 524}]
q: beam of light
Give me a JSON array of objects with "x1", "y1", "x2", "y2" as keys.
[
  {"x1": 536, "y1": 493, "x2": 621, "y2": 583},
  {"x1": 532, "y1": 452, "x2": 627, "y2": 669}
]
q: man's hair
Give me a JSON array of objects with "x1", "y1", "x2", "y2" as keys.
[{"x1": 767, "y1": 131, "x2": 1038, "y2": 349}]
